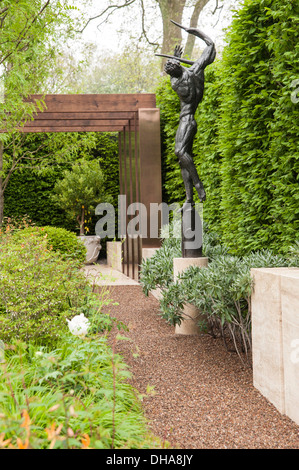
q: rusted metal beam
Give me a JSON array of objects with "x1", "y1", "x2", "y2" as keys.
[
  {"x1": 14, "y1": 126, "x2": 125, "y2": 133},
  {"x1": 30, "y1": 112, "x2": 136, "y2": 120},
  {"x1": 26, "y1": 94, "x2": 156, "y2": 113},
  {"x1": 138, "y1": 108, "x2": 162, "y2": 249},
  {"x1": 23, "y1": 119, "x2": 130, "y2": 128}
]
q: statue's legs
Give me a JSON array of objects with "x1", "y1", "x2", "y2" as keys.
[{"x1": 175, "y1": 116, "x2": 206, "y2": 202}]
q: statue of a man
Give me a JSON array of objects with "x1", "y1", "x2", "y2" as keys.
[{"x1": 158, "y1": 21, "x2": 216, "y2": 205}]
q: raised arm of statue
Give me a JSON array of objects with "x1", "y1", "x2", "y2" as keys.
[
  {"x1": 173, "y1": 45, "x2": 183, "y2": 58},
  {"x1": 170, "y1": 20, "x2": 216, "y2": 73}
]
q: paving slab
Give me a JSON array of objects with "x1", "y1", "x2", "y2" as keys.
[{"x1": 81, "y1": 262, "x2": 139, "y2": 286}]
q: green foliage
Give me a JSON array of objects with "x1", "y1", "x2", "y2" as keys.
[
  {"x1": 52, "y1": 158, "x2": 112, "y2": 236},
  {"x1": 1, "y1": 131, "x2": 99, "y2": 229},
  {"x1": 0, "y1": 337, "x2": 162, "y2": 449},
  {"x1": 3, "y1": 166, "x2": 75, "y2": 230},
  {"x1": 156, "y1": 0, "x2": 299, "y2": 255},
  {"x1": 218, "y1": 0, "x2": 299, "y2": 254},
  {"x1": 95, "y1": 133, "x2": 120, "y2": 212},
  {"x1": 140, "y1": 220, "x2": 182, "y2": 296},
  {"x1": 0, "y1": 0, "x2": 78, "y2": 130},
  {"x1": 3, "y1": 132, "x2": 119, "y2": 234},
  {"x1": 12, "y1": 226, "x2": 87, "y2": 266},
  {"x1": 140, "y1": 221, "x2": 299, "y2": 362},
  {"x1": 0, "y1": 229, "x2": 92, "y2": 348}
]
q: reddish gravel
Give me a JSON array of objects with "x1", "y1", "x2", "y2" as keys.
[{"x1": 98, "y1": 284, "x2": 299, "y2": 449}]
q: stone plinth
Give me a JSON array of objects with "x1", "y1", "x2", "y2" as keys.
[
  {"x1": 251, "y1": 267, "x2": 299, "y2": 426},
  {"x1": 106, "y1": 241, "x2": 122, "y2": 272},
  {"x1": 281, "y1": 270, "x2": 299, "y2": 426},
  {"x1": 174, "y1": 257, "x2": 208, "y2": 335}
]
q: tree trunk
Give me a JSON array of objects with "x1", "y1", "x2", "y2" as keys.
[
  {"x1": 78, "y1": 206, "x2": 85, "y2": 236},
  {"x1": 184, "y1": 0, "x2": 210, "y2": 59},
  {"x1": 157, "y1": 0, "x2": 210, "y2": 70},
  {"x1": 157, "y1": 0, "x2": 185, "y2": 68}
]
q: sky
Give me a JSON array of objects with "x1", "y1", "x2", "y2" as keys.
[{"x1": 73, "y1": 0, "x2": 242, "y2": 57}]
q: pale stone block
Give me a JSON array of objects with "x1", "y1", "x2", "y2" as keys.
[
  {"x1": 174, "y1": 257, "x2": 208, "y2": 335},
  {"x1": 281, "y1": 271, "x2": 299, "y2": 426},
  {"x1": 142, "y1": 247, "x2": 159, "y2": 261},
  {"x1": 106, "y1": 241, "x2": 122, "y2": 272},
  {"x1": 251, "y1": 268, "x2": 288, "y2": 414},
  {"x1": 251, "y1": 267, "x2": 299, "y2": 425}
]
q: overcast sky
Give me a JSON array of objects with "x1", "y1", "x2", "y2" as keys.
[{"x1": 73, "y1": 0, "x2": 242, "y2": 55}]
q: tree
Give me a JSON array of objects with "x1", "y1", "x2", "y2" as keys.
[
  {"x1": 0, "y1": 0, "x2": 79, "y2": 130},
  {"x1": 70, "y1": 44, "x2": 161, "y2": 94},
  {"x1": 77, "y1": 0, "x2": 238, "y2": 68},
  {"x1": 52, "y1": 159, "x2": 111, "y2": 236},
  {"x1": 0, "y1": 0, "x2": 90, "y2": 225},
  {"x1": 0, "y1": 132, "x2": 98, "y2": 227}
]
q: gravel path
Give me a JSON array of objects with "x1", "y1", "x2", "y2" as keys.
[{"x1": 98, "y1": 284, "x2": 299, "y2": 449}]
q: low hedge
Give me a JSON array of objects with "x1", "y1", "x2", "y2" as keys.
[{"x1": 12, "y1": 225, "x2": 86, "y2": 266}]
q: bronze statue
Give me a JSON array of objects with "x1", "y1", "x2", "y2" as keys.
[
  {"x1": 156, "y1": 20, "x2": 216, "y2": 205},
  {"x1": 156, "y1": 21, "x2": 216, "y2": 257}
]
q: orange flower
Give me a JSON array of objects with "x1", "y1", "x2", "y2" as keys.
[
  {"x1": 0, "y1": 433, "x2": 12, "y2": 448},
  {"x1": 45, "y1": 422, "x2": 63, "y2": 449},
  {"x1": 17, "y1": 437, "x2": 29, "y2": 449},
  {"x1": 21, "y1": 409, "x2": 31, "y2": 431},
  {"x1": 81, "y1": 434, "x2": 90, "y2": 449}
]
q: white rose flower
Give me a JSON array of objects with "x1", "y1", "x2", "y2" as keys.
[{"x1": 67, "y1": 313, "x2": 90, "y2": 338}]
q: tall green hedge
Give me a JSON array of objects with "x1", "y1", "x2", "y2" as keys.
[
  {"x1": 4, "y1": 132, "x2": 119, "y2": 235},
  {"x1": 157, "y1": 0, "x2": 299, "y2": 255},
  {"x1": 219, "y1": 0, "x2": 299, "y2": 254}
]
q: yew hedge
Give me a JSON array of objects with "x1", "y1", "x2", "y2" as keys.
[{"x1": 157, "y1": 0, "x2": 299, "y2": 255}]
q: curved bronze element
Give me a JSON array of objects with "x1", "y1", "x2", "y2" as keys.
[{"x1": 155, "y1": 53, "x2": 194, "y2": 66}]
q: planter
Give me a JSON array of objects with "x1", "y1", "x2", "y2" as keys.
[{"x1": 78, "y1": 235, "x2": 102, "y2": 265}]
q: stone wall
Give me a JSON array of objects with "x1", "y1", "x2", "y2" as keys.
[{"x1": 251, "y1": 268, "x2": 299, "y2": 426}]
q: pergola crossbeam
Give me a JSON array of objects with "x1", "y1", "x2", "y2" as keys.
[{"x1": 2, "y1": 93, "x2": 162, "y2": 280}]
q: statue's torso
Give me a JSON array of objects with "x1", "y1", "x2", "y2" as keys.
[{"x1": 171, "y1": 68, "x2": 205, "y2": 118}]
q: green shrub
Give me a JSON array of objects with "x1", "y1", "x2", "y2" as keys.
[
  {"x1": 0, "y1": 337, "x2": 162, "y2": 449},
  {"x1": 218, "y1": 0, "x2": 299, "y2": 254},
  {"x1": 156, "y1": 0, "x2": 299, "y2": 255},
  {"x1": 3, "y1": 133, "x2": 119, "y2": 235},
  {"x1": 52, "y1": 158, "x2": 112, "y2": 236},
  {"x1": 0, "y1": 222, "x2": 163, "y2": 449},
  {"x1": 0, "y1": 231, "x2": 92, "y2": 348},
  {"x1": 12, "y1": 225, "x2": 86, "y2": 266},
  {"x1": 140, "y1": 221, "x2": 299, "y2": 363}
]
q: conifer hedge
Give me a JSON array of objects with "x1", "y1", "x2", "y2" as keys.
[
  {"x1": 4, "y1": 133, "x2": 119, "y2": 234},
  {"x1": 157, "y1": 0, "x2": 299, "y2": 255}
]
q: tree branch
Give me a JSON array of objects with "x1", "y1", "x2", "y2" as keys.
[
  {"x1": 0, "y1": 1, "x2": 51, "y2": 65},
  {"x1": 185, "y1": 0, "x2": 210, "y2": 59},
  {"x1": 76, "y1": 0, "x2": 138, "y2": 34},
  {"x1": 212, "y1": 0, "x2": 224, "y2": 27},
  {"x1": 139, "y1": 0, "x2": 160, "y2": 50}
]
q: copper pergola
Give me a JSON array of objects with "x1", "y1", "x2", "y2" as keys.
[{"x1": 17, "y1": 93, "x2": 162, "y2": 279}]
